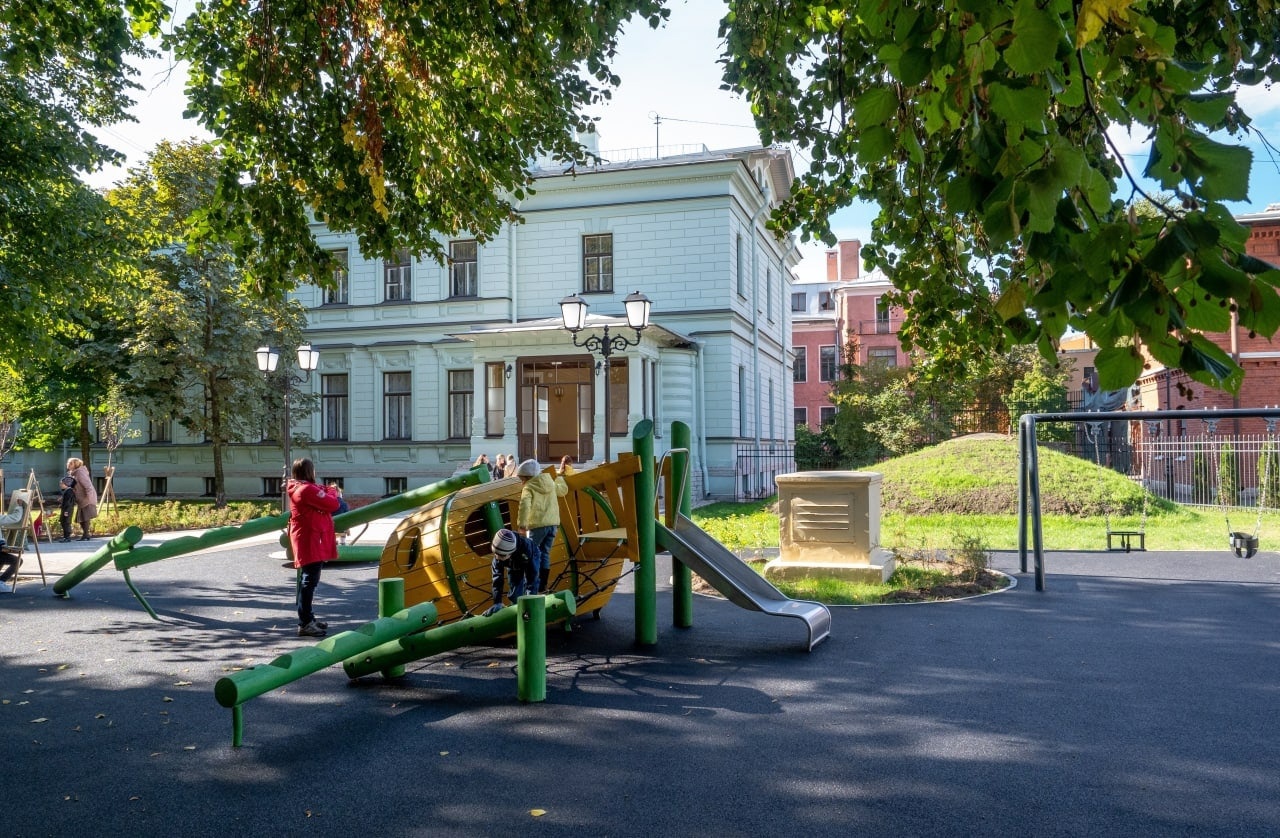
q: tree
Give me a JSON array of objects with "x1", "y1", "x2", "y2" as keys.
[
  {"x1": 721, "y1": 1, "x2": 1280, "y2": 392},
  {"x1": 1004, "y1": 351, "x2": 1073, "y2": 441},
  {"x1": 0, "y1": 0, "x2": 167, "y2": 356},
  {"x1": 110, "y1": 141, "x2": 301, "y2": 507},
  {"x1": 171, "y1": 1, "x2": 669, "y2": 291}
]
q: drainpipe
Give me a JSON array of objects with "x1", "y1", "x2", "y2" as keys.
[
  {"x1": 780, "y1": 237, "x2": 799, "y2": 452},
  {"x1": 694, "y1": 339, "x2": 710, "y2": 496},
  {"x1": 750, "y1": 183, "x2": 770, "y2": 457},
  {"x1": 508, "y1": 201, "x2": 521, "y2": 325}
]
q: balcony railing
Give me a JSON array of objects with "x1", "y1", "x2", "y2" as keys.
[{"x1": 858, "y1": 318, "x2": 901, "y2": 335}]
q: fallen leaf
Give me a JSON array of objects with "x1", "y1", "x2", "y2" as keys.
[
  {"x1": 129, "y1": 796, "x2": 140, "y2": 801},
  {"x1": 183, "y1": 745, "x2": 196, "y2": 751},
  {"x1": 31, "y1": 718, "x2": 48, "y2": 724},
  {"x1": 439, "y1": 751, "x2": 449, "y2": 756},
  {"x1": 150, "y1": 752, "x2": 161, "y2": 757},
  {"x1": 57, "y1": 664, "x2": 69, "y2": 671},
  {"x1": 530, "y1": 809, "x2": 547, "y2": 817},
  {"x1": 95, "y1": 713, "x2": 106, "y2": 719},
  {"x1": 72, "y1": 725, "x2": 81, "y2": 732},
  {"x1": 22, "y1": 689, "x2": 33, "y2": 694},
  {"x1": 487, "y1": 662, "x2": 501, "y2": 668},
  {"x1": 162, "y1": 697, "x2": 173, "y2": 703},
  {"x1": 173, "y1": 681, "x2": 192, "y2": 687}
]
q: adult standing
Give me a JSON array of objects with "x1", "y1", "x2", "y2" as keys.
[
  {"x1": 286, "y1": 457, "x2": 341, "y2": 637},
  {"x1": 65, "y1": 457, "x2": 97, "y2": 541}
]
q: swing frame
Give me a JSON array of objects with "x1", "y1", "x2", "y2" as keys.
[{"x1": 1085, "y1": 419, "x2": 1148, "y2": 553}]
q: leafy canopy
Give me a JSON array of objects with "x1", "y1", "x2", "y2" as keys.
[
  {"x1": 721, "y1": 0, "x2": 1280, "y2": 392},
  {"x1": 172, "y1": 0, "x2": 669, "y2": 292}
]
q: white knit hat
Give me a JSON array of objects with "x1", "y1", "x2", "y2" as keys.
[
  {"x1": 492, "y1": 528, "x2": 519, "y2": 558},
  {"x1": 516, "y1": 459, "x2": 540, "y2": 478}
]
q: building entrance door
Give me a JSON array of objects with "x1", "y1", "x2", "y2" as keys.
[{"x1": 517, "y1": 358, "x2": 594, "y2": 463}]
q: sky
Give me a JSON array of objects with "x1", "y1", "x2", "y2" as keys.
[{"x1": 87, "y1": 0, "x2": 1280, "y2": 284}]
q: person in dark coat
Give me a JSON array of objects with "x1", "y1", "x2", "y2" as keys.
[
  {"x1": 286, "y1": 457, "x2": 340, "y2": 637},
  {"x1": 57, "y1": 476, "x2": 76, "y2": 542},
  {"x1": 484, "y1": 528, "x2": 538, "y2": 616}
]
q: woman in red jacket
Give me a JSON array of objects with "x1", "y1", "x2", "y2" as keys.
[{"x1": 287, "y1": 457, "x2": 340, "y2": 637}]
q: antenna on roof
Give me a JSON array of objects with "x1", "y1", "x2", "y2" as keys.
[{"x1": 648, "y1": 111, "x2": 661, "y2": 159}]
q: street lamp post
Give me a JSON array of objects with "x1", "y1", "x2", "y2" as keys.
[
  {"x1": 559, "y1": 291, "x2": 652, "y2": 463},
  {"x1": 256, "y1": 344, "x2": 320, "y2": 513}
]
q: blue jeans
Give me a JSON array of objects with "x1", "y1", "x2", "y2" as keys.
[{"x1": 528, "y1": 525, "x2": 556, "y2": 575}]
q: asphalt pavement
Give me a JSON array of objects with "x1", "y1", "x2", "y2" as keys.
[{"x1": 3, "y1": 531, "x2": 1280, "y2": 837}]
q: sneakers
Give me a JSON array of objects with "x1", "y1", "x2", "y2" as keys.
[
  {"x1": 0, "y1": 558, "x2": 21, "y2": 583},
  {"x1": 297, "y1": 620, "x2": 327, "y2": 637}
]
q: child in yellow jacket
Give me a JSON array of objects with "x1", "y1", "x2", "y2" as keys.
[{"x1": 515, "y1": 459, "x2": 568, "y2": 593}]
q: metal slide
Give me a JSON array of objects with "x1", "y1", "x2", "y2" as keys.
[{"x1": 656, "y1": 514, "x2": 831, "y2": 651}]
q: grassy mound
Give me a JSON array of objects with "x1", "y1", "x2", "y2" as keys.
[{"x1": 876, "y1": 435, "x2": 1175, "y2": 517}]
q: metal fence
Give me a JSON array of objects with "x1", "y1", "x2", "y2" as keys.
[
  {"x1": 734, "y1": 447, "x2": 796, "y2": 501},
  {"x1": 1070, "y1": 426, "x2": 1280, "y2": 509}
]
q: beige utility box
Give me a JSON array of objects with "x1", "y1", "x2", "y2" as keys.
[{"x1": 765, "y1": 471, "x2": 895, "y2": 584}]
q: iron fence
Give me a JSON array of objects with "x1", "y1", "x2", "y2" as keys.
[
  {"x1": 734, "y1": 447, "x2": 796, "y2": 501},
  {"x1": 1063, "y1": 417, "x2": 1280, "y2": 509}
]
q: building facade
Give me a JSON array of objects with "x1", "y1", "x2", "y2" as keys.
[
  {"x1": 9, "y1": 146, "x2": 800, "y2": 503},
  {"x1": 791, "y1": 238, "x2": 905, "y2": 432}
]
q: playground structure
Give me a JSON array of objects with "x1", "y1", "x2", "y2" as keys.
[{"x1": 44, "y1": 420, "x2": 830, "y2": 745}]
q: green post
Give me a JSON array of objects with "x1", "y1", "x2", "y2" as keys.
[
  {"x1": 378, "y1": 578, "x2": 406, "y2": 679},
  {"x1": 516, "y1": 595, "x2": 547, "y2": 702},
  {"x1": 342, "y1": 591, "x2": 576, "y2": 679},
  {"x1": 633, "y1": 419, "x2": 657, "y2": 646},
  {"x1": 670, "y1": 421, "x2": 694, "y2": 628}
]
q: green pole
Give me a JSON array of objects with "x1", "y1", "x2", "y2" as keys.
[
  {"x1": 378, "y1": 578, "x2": 407, "y2": 679},
  {"x1": 214, "y1": 602, "x2": 438, "y2": 708},
  {"x1": 632, "y1": 419, "x2": 657, "y2": 646},
  {"x1": 331, "y1": 544, "x2": 384, "y2": 563},
  {"x1": 342, "y1": 591, "x2": 576, "y2": 679},
  {"x1": 516, "y1": 594, "x2": 547, "y2": 702},
  {"x1": 670, "y1": 421, "x2": 694, "y2": 628},
  {"x1": 52, "y1": 527, "x2": 144, "y2": 597}
]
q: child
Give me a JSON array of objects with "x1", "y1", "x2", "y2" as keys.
[
  {"x1": 515, "y1": 459, "x2": 568, "y2": 594},
  {"x1": 57, "y1": 476, "x2": 76, "y2": 542},
  {"x1": 484, "y1": 528, "x2": 538, "y2": 616}
]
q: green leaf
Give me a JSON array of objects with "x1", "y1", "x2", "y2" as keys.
[
  {"x1": 988, "y1": 83, "x2": 1051, "y2": 126},
  {"x1": 1007, "y1": 1, "x2": 1063, "y2": 75},
  {"x1": 854, "y1": 87, "x2": 898, "y2": 126},
  {"x1": 1095, "y1": 345, "x2": 1145, "y2": 390},
  {"x1": 1182, "y1": 133, "x2": 1252, "y2": 201},
  {"x1": 857, "y1": 126, "x2": 894, "y2": 165},
  {"x1": 1181, "y1": 92, "x2": 1234, "y2": 126}
]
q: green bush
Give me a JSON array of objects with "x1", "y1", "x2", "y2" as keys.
[{"x1": 94, "y1": 500, "x2": 279, "y2": 533}]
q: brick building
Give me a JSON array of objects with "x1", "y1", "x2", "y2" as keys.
[{"x1": 790, "y1": 239, "x2": 905, "y2": 432}]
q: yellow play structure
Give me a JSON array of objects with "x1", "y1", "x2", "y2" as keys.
[{"x1": 379, "y1": 457, "x2": 643, "y2": 623}]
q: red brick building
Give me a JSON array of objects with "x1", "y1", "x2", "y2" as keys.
[{"x1": 791, "y1": 239, "x2": 906, "y2": 431}]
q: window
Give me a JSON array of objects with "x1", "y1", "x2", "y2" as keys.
[
  {"x1": 203, "y1": 477, "x2": 216, "y2": 497},
  {"x1": 819, "y1": 345, "x2": 839, "y2": 382},
  {"x1": 384, "y1": 249, "x2": 411, "y2": 301},
  {"x1": 322, "y1": 374, "x2": 349, "y2": 441},
  {"x1": 147, "y1": 476, "x2": 167, "y2": 496},
  {"x1": 793, "y1": 347, "x2": 807, "y2": 383},
  {"x1": 263, "y1": 476, "x2": 283, "y2": 497},
  {"x1": 820, "y1": 406, "x2": 836, "y2": 426},
  {"x1": 450, "y1": 239, "x2": 478, "y2": 297},
  {"x1": 485, "y1": 362, "x2": 506, "y2": 437},
  {"x1": 148, "y1": 418, "x2": 171, "y2": 443},
  {"x1": 794, "y1": 407, "x2": 808, "y2": 428},
  {"x1": 324, "y1": 477, "x2": 344, "y2": 490},
  {"x1": 791, "y1": 292, "x2": 806, "y2": 312},
  {"x1": 875, "y1": 297, "x2": 892, "y2": 333},
  {"x1": 324, "y1": 249, "x2": 349, "y2": 304},
  {"x1": 448, "y1": 369, "x2": 473, "y2": 439},
  {"x1": 766, "y1": 269, "x2": 774, "y2": 321},
  {"x1": 383, "y1": 371, "x2": 412, "y2": 440},
  {"x1": 736, "y1": 233, "x2": 745, "y2": 296},
  {"x1": 819, "y1": 291, "x2": 834, "y2": 311},
  {"x1": 583, "y1": 234, "x2": 613, "y2": 292},
  {"x1": 868, "y1": 347, "x2": 898, "y2": 367},
  {"x1": 384, "y1": 476, "x2": 407, "y2": 496},
  {"x1": 608, "y1": 359, "x2": 629, "y2": 436}
]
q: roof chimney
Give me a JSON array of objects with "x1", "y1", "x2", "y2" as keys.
[
  {"x1": 826, "y1": 250, "x2": 838, "y2": 281},
  {"x1": 839, "y1": 239, "x2": 861, "y2": 280}
]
